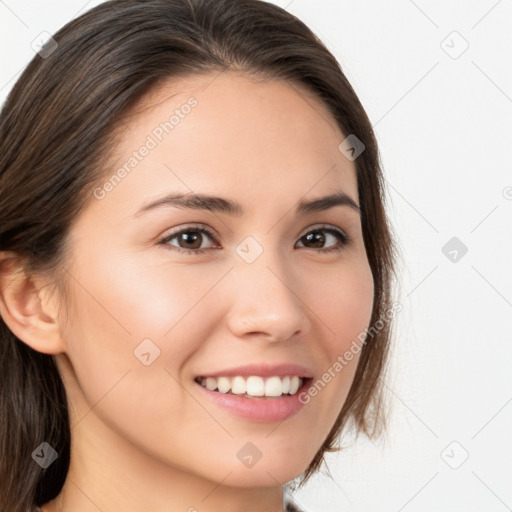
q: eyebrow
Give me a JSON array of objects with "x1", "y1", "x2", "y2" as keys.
[{"x1": 134, "y1": 189, "x2": 360, "y2": 217}]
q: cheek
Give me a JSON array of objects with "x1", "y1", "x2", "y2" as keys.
[
  {"x1": 308, "y1": 257, "x2": 374, "y2": 348},
  {"x1": 301, "y1": 258, "x2": 374, "y2": 418},
  {"x1": 57, "y1": 255, "x2": 220, "y2": 464},
  {"x1": 59, "y1": 253, "x2": 230, "y2": 400},
  {"x1": 111, "y1": 258, "x2": 231, "y2": 337},
  {"x1": 65, "y1": 246, "x2": 229, "y2": 346}
]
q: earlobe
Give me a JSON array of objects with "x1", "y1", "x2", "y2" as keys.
[{"x1": 0, "y1": 251, "x2": 65, "y2": 355}]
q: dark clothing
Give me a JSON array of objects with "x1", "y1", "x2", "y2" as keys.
[{"x1": 33, "y1": 498, "x2": 308, "y2": 511}]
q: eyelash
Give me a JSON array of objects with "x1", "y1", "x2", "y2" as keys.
[{"x1": 157, "y1": 223, "x2": 351, "y2": 256}]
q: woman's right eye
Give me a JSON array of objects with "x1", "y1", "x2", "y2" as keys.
[{"x1": 157, "y1": 225, "x2": 219, "y2": 255}]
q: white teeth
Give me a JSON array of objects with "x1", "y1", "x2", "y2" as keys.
[
  {"x1": 231, "y1": 376, "x2": 247, "y2": 395},
  {"x1": 197, "y1": 375, "x2": 305, "y2": 397},
  {"x1": 217, "y1": 377, "x2": 231, "y2": 394},
  {"x1": 264, "y1": 376, "x2": 283, "y2": 397},
  {"x1": 246, "y1": 376, "x2": 265, "y2": 396},
  {"x1": 289, "y1": 376, "x2": 300, "y2": 395},
  {"x1": 281, "y1": 376, "x2": 290, "y2": 394},
  {"x1": 205, "y1": 377, "x2": 218, "y2": 391}
]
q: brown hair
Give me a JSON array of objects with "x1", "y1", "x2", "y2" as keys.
[{"x1": 0, "y1": 0, "x2": 396, "y2": 510}]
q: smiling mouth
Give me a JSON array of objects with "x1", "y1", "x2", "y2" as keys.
[{"x1": 194, "y1": 375, "x2": 311, "y2": 399}]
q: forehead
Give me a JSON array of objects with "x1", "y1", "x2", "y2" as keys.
[{"x1": 98, "y1": 71, "x2": 358, "y2": 216}]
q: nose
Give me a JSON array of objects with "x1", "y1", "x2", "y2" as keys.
[{"x1": 225, "y1": 247, "x2": 312, "y2": 343}]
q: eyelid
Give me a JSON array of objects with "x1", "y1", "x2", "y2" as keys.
[
  {"x1": 160, "y1": 222, "x2": 217, "y2": 238},
  {"x1": 157, "y1": 223, "x2": 219, "y2": 247},
  {"x1": 298, "y1": 223, "x2": 348, "y2": 239}
]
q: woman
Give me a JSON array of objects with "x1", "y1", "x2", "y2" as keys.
[{"x1": 0, "y1": 1, "x2": 397, "y2": 511}]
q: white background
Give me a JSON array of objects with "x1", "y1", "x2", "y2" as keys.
[{"x1": 1, "y1": 1, "x2": 511, "y2": 511}]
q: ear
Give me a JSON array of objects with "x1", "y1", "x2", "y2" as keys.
[{"x1": 0, "y1": 251, "x2": 66, "y2": 354}]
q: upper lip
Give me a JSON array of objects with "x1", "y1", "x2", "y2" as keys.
[{"x1": 196, "y1": 363, "x2": 314, "y2": 379}]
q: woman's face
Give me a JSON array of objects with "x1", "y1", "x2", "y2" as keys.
[{"x1": 55, "y1": 71, "x2": 374, "y2": 488}]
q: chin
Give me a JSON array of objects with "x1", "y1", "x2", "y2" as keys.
[
  {"x1": 201, "y1": 452, "x2": 312, "y2": 488},
  {"x1": 217, "y1": 468, "x2": 305, "y2": 488}
]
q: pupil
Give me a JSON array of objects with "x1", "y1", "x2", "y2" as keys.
[
  {"x1": 181, "y1": 232, "x2": 201, "y2": 249},
  {"x1": 306, "y1": 231, "x2": 325, "y2": 248}
]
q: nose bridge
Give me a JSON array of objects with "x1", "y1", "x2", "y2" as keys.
[{"x1": 225, "y1": 239, "x2": 310, "y2": 340}]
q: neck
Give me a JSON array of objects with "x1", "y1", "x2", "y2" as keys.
[{"x1": 40, "y1": 409, "x2": 284, "y2": 512}]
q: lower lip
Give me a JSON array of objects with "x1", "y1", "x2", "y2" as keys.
[{"x1": 195, "y1": 378, "x2": 311, "y2": 423}]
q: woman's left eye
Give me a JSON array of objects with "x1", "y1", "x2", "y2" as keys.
[
  {"x1": 296, "y1": 225, "x2": 350, "y2": 253},
  {"x1": 157, "y1": 224, "x2": 350, "y2": 255}
]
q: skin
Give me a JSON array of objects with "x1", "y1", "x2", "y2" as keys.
[{"x1": 0, "y1": 71, "x2": 374, "y2": 512}]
